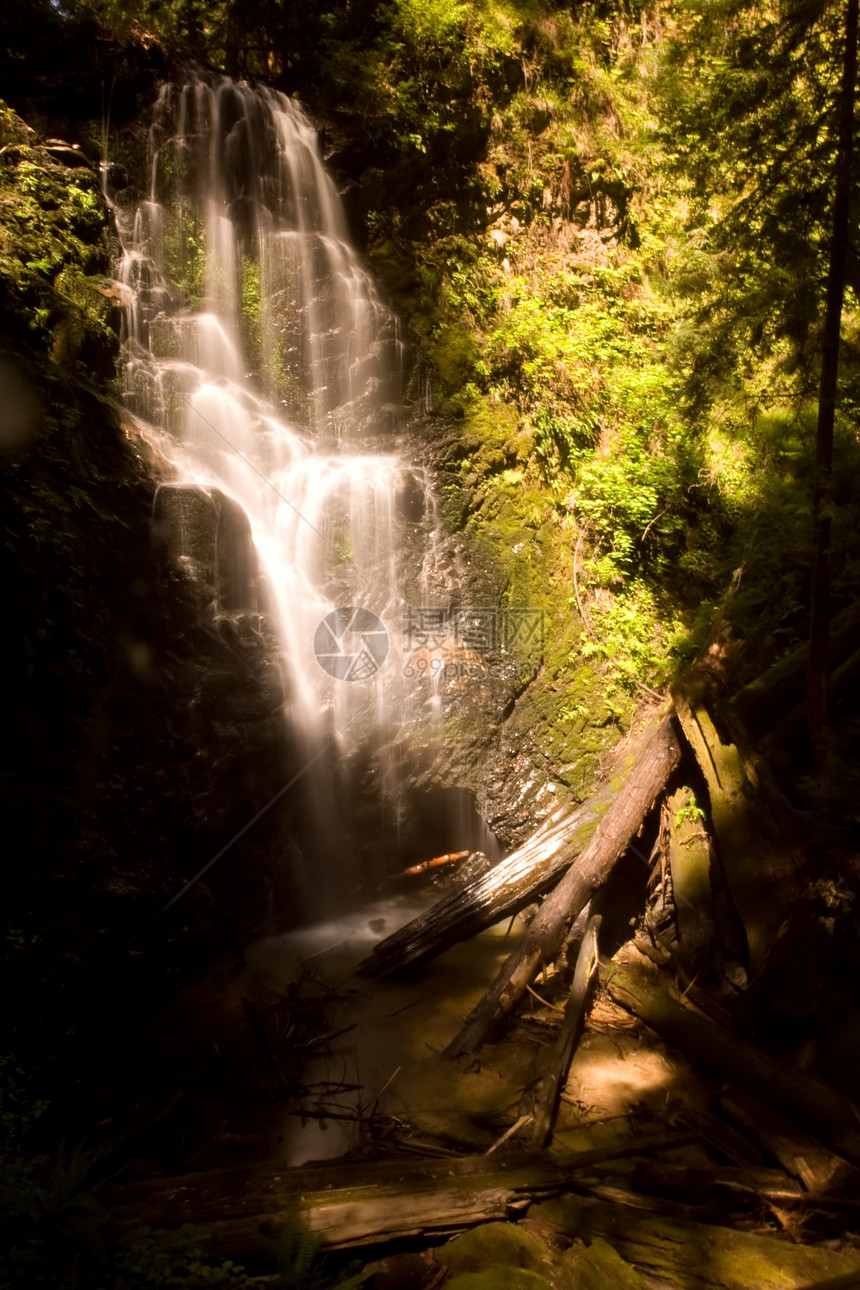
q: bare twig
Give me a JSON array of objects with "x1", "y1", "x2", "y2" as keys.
[
  {"x1": 641, "y1": 507, "x2": 669, "y2": 543},
  {"x1": 573, "y1": 523, "x2": 598, "y2": 641},
  {"x1": 485, "y1": 1113, "x2": 534, "y2": 1155},
  {"x1": 525, "y1": 983, "x2": 566, "y2": 1015}
]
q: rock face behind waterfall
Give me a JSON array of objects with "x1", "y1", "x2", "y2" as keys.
[{"x1": 152, "y1": 484, "x2": 269, "y2": 617}]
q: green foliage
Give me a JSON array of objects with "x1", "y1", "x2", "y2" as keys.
[
  {"x1": 578, "y1": 578, "x2": 684, "y2": 695},
  {"x1": 657, "y1": 0, "x2": 855, "y2": 414},
  {"x1": 0, "y1": 1055, "x2": 48, "y2": 1146},
  {"x1": 111, "y1": 1229, "x2": 254, "y2": 1288},
  {"x1": 69, "y1": 0, "x2": 230, "y2": 64},
  {"x1": 0, "y1": 1058, "x2": 108, "y2": 1289},
  {"x1": 0, "y1": 1079, "x2": 360, "y2": 1290},
  {"x1": 258, "y1": 1225, "x2": 321, "y2": 1290},
  {"x1": 0, "y1": 102, "x2": 117, "y2": 374},
  {"x1": 385, "y1": 0, "x2": 469, "y2": 52},
  {"x1": 241, "y1": 253, "x2": 262, "y2": 368},
  {"x1": 256, "y1": 1223, "x2": 368, "y2": 1290},
  {"x1": 318, "y1": 0, "x2": 530, "y2": 168},
  {"x1": 160, "y1": 202, "x2": 207, "y2": 308},
  {"x1": 674, "y1": 790, "x2": 705, "y2": 830}
]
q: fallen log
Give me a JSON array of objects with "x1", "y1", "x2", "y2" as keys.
[
  {"x1": 445, "y1": 715, "x2": 681, "y2": 1058},
  {"x1": 629, "y1": 1161, "x2": 806, "y2": 1206},
  {"x1": 718, "y1": 1090, "x2": 857, "y2": 1194},
  {"x1": 404, "y1": 850, "x2": 470, "y2": 875},
  {"x1": 628, "y1": 1160, "x2": 860, "y2": 1215},
  {"x1": 359, "y1": 713, "x2": 670, "y2": 979},
  {"x1": 665, "y1": 788, "x2": 717, "y2": 970},
  {"x1": 573, "y1": 1180, "x2": 708, "y2": 1222},
  {"x1": 359, "y1": 804, "x2": 597, "y2": 978},
  {"x1": 527, "y1": 1193, "x2": 860, "y2": 1290},
  {"x1": 104, "y1": 1131, "x2": 698, "y2": 1257},
  {"x1": 729, "y1": 598, "x2": 860, "y2": 736},
  {"x1": 601, "y1": 951, "x2": 860, "y2": 1168},
  {"x1": 521, "y1": 913, "x2": 602, "y2": 1149},
  {"x1": 673, "y1": 1107, "x2": 769, "y2": 1167},
  {"x1": 673, "y1": 692, "x2": 804, "y2": 972},
  {"x1": 762, "y1": 645, "x2": 860, "y2": 756}
]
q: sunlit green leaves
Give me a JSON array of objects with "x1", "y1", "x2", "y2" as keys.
[{"x1": 384, "y1": 0, "x2": 469, "y2": 50}]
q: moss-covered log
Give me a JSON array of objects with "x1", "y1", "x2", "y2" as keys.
[
  {"x1": 666, "y1": 787, "x2": 717, "y2": 969},
  {"x1": 528, "y1": 1193, "x2": 860, "y2": 1289},
  {"x1": 673, "y1": 693, "x2": 804, "y2": 972}
]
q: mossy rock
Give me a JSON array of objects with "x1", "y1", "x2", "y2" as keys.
[
  {"x1": 0, "y1": 101, "x2": 38, "y2": 148},
  {"x1": 433, "y1": 322, "x2": 482, "y2": 391},
  {"x1": 445, "y1": 1273, "x2": 552, "y2": 1290},
  {"x1": 561, "y1": 1238, "x2": 651, "y2": 1289},
  {"x1": 438, "y1": 1221, "x2": 556, "y2": 1280}
]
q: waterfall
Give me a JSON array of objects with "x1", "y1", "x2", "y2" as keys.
[{"x1": 112, "y1": 71, "x2": 444, "y2": 903}]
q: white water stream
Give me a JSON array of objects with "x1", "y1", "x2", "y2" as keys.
[{"x1": 114, "y1": 72, "x2": 431, "y2": 763}]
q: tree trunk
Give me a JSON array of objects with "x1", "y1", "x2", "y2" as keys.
[
  {"x1": 601, "y1": 953, "x2": 860, "y2": 1167},
  {"x1": 521, "y1": 913, "x2": 601, "y2": 1148},
  {"x1": 807, "y1": 0, "x2": 858, "y2": 757},
  {"x1": 672, "y1": 693, "x2": 804, "y2": 973},
  {"x1": 104, "y1": 1132, "x2": 698, "y2": 1257},
  {"x1": 445, "y1": 716, "x2": 681, "y2": 1058}
]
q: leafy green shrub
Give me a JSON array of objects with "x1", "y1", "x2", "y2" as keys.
[{"x1": 112, "y1": 1228, "x2": 255, "y2": 1289}]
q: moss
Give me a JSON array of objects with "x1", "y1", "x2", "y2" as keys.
[
  {"x1": 51, "y1": 268, "x2": 120, "y2": 376},
  {"x1": 439, "y1": 1221, "x2": 556, "y2": 1277},
  {"x1": 438, "y1": 1223, "x2": 558, "y2": 1290},
  {"x1": 240, "y1": 254, "x2": 262, "y2": 370},
  {"x1": 432, "y1": 322, "x2": 482, "y2": 391},
  {"x1": 161, "y1": 200, "x2": 207, "y2": 307},
  {"x1": 445, "y1": 1272, "x2": 551, "y2": 1290},
  {"x1": 367, "y1": 232, "x2": 417, "y2": 295},
  {"x1": 0, "y1": 102, "x2": 38, "y2": 148},
  {"x1": 561, "y1": 1238, "x2": 651, "y2": 1288}
]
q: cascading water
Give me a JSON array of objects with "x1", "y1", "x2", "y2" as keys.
[{"x1": 111, "y1": 71, "x2": 452, "y2": 907}]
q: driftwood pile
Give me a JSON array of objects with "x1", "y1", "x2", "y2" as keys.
[{"x1": 105, "y1": 605, "x2": 860, "y2": 1287}]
